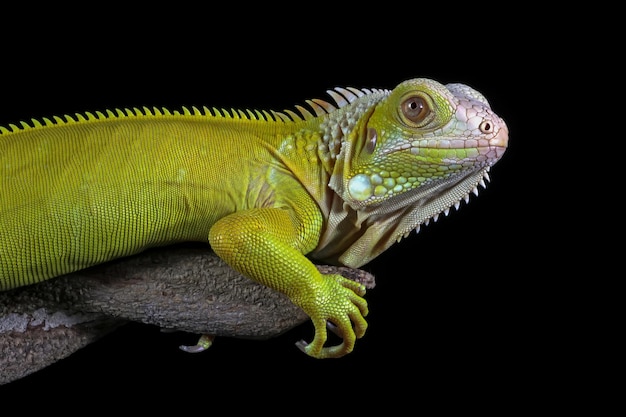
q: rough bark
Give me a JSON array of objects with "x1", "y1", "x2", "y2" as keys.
[{"x1": 0, "y1": 246, "x2": 375, "y2": 385}]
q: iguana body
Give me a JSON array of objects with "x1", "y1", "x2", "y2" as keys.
[{"x1": 0, "y1": 78, "x2": 508, "y2": 358}]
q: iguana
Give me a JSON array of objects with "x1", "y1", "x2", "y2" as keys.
[{"x1": 0, "y1": 78, "x2": 508, "y2": 358}]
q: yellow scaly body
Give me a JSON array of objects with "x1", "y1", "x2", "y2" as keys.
[{"x1": 0, "y1": 78, "x2": 508, "y2": 358}]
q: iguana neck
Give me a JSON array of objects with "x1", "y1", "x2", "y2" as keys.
[{"x1": 317, "y1": 90, "x2": 389, "y2": 163}]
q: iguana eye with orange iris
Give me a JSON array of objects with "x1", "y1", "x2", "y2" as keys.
[{"x1": 401, "y1": 96, "x2": 428, "y2": 124}]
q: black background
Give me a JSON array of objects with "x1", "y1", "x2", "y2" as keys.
[{"x1": 0, "y1": 6, "x2": 564, "y2": 412}]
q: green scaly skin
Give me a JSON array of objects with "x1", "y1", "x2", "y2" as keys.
[{"x1": 0, "y1": 78, "x2": 508, "y2": 358}]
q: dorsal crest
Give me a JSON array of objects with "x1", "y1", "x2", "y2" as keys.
[{"x1": 0, "y1": 86, "x2": 388, "y2": 134}]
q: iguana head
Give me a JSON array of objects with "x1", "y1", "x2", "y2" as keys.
[{"x1": 312, "y1": 78, "x2": 508, "y2": 268}]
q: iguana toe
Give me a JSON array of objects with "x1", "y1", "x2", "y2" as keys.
[{"x1": 179, "y1": 334, "x2": 215, "y2": 353}]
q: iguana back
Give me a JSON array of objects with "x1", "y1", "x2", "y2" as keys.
[{"x1": 1, "y1": 111, "x2": 317, "y2": 287}]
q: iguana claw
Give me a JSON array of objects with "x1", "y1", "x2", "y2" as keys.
[
  {"x1": 326, "y1": 321, "x2": 341, "y2": 337},
  {"x1": 295, "y1": 339, "x2": 309, "y2": 352},
  {"x1": 295, "y1": 321, "x2": 342, "y2": 353}
]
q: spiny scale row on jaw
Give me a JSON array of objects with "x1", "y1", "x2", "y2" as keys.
[
  {"x1": 0, "y1": 86, "x2": 389, "y2": 135},
  {"x1": 395, "y1": 167, "x2": 492, "y2": 243}
]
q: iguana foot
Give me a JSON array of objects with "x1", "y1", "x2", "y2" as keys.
[
  {"x1": 179, "y1": 334, "x2": 215, "y2": 353},
  {"x1": 294, "y1": 274, "x2": 368, "y2": 359}
]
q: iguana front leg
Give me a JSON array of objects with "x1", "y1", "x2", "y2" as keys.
[{"x1": 208, "y1": 207, "x2": 368, "y2": 359}]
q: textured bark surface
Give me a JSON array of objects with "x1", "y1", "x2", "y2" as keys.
[{"x1": 0, "y1": 245, "x2": 375, "y2": 385}]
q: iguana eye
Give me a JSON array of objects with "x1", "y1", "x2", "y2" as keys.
[{"x1": 401, "y1": 96, "x2": 428, "y2": 124}]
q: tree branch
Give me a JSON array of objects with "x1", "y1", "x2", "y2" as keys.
[{"x1": 0, "y1": 246, "x2": 375, "y2": 385}]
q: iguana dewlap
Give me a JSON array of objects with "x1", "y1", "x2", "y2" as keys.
[{"x1": 0, "y1": 78, "x2": 508, "y2": 358}]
